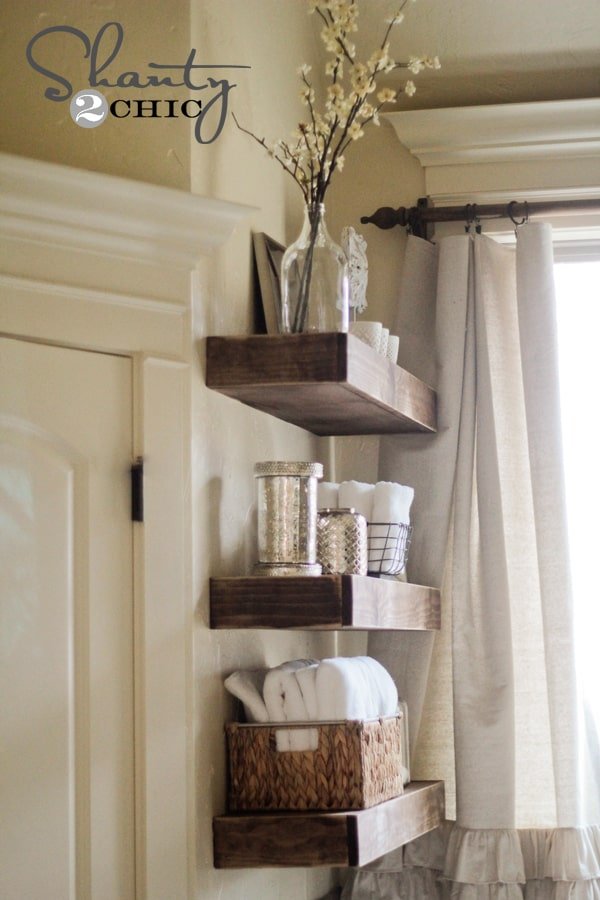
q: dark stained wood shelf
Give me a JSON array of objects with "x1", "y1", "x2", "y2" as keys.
[
  {"x1": 213, "y1": 780, "x2": 445, "y2": 868},
  {"x1": 210, "y1": 574, "x2": 440, "y2": 631},
  {"x1": 205, "y1": 333, "x2": 437, "y2": 435}
]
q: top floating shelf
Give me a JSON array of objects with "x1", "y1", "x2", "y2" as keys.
[{"x1": 206, "y1": 333, "x2": 437, "y2": 436}]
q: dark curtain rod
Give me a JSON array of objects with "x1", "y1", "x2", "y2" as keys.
[{"x1": 360, "y1": 197, "x2": 600, "y2": 239}]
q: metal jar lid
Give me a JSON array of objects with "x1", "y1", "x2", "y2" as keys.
[
  {"x1": 253, "y1": 562, "x2": 322, "y2": 577},
  {"x1": 254, "y1": 461, "x2": 323, "y2": 478}
]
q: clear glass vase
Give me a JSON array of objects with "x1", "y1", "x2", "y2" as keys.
[{"x1": 281, "y1": 203, "x2": 349, "y2": 334}]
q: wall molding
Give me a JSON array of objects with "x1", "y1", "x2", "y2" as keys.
[
  {"x1": 428, "y1": 185, "x2": 600, "y2": 206},
  {"x1": 0, "y1": 272, "x2": 182, "y2": 316},
  {"x1": 0, "y1": 152, "x2": 252, "y2": 268},
  {"x1": 386, "y1": 98, "x2": 600, "y2": 167}
]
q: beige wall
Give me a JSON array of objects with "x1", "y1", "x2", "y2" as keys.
[{"x1": 0, "y1": 0, "x2": 190, "y2": 189}]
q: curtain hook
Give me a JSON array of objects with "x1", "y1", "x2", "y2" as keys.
[
  {"x1": 508, "y1": 200, "x2": 529, "y2": 239},
  {"x1": 508, "y1": 200, "x2": 529, "y2": 235},
  {"x1": 464, "y1": 203, "x2": 482, "y2": 235}
]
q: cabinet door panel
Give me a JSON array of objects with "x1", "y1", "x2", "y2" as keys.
[{"x1": 0, "y1": 337, "x2": 134, "y2": 900}]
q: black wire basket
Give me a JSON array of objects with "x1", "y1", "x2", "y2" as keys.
[{"x1": 367, "y1": 522, "x2": 413, "y2": 576}]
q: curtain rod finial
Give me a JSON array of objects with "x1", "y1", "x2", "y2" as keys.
[{"x1": 360, "y1": 207, "x2": 407, "y2": 230}]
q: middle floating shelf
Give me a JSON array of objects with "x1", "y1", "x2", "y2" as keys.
[{"x1": 210, "y1": 574, "x2": 440, "y2": 631}]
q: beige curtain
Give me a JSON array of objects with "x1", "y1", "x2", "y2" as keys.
[{"x1": 344, "y1": 226, "x2": 600, "y2": 898}]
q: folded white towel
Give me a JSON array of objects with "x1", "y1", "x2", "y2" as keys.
[
  {"x1": 372, "y1": 481, "x2": 414, "y2": 525},
  {"x1": 295, "y1": 664, "x2": 319, "y2": 720},
  {"x1": 338, "y1": 481, "x2": 374, "y2": 521},
  {"x1": 317, "y1": 481, "x2": 339, "y2": 510},
  {"x1": 227, "y1": 656, "x2": 399, "y2": 755},
  {"x1": 224, "y1": 669, "x2": 269, "y2": 723},
  {"x1": 315, "y1": 656, "x2": 398, "y2": 721},
  {"x1": 263, "y1": 659, "x2": 319, "y2": 751}
]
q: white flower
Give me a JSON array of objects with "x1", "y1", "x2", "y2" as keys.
[
  {"x1": 408, "y1": 56, "x2": 425, "y2": 74},
  {"x1": 350, "y1": 62, "x2": 376, "y2": 96},
  {"x1": 300, "y1": 86, "x2": 316, "y2": 105},
  {"x1": 377, "y1": 87, "x2": 396, "y2": 104},
  {"x1": 335, "y1": 155, "x2": 345, "y2": 171},
  {"x1": 347, "y1": 121, "x2": 364, "y2": 140},
  {"x1": 328, "y1": 83, "x2": 345, "y2": 102},
  {"x1": 351, "y1": 62, "x2": 368, "y2": 80},
  {"x1": 404, "y1": 80, "x2": 417, "y2": 96},
  {"x1": 297, "y1": 64, "x2": 312, "y2": 76},
  {"x1": 368, "y1": 45, "x2": 392, "y2": 73},
  {"x1": 325, "y1": 59, "x2": 342, "y2": 77},
  {"x1": 406, "y1": 55, "x2": 440, "y2": 73}
]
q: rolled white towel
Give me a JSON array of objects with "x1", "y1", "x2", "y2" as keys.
[
  {"x1": 224, "y1": 669, "x2": 269, "y2": 723},
  {"x1": 379, "y1": 327, "x2": 390, "y2": 356},
  {"x1": 386, "y1": 334, "x2": 400, "y2": 365},
  {"x1": 369, "y1": 482, "x2": 415, "y2": 574},
  {"x1": 338, "y1": 481, "x2": 374, "y2": 521},
  {"x1": 372, "y1": 482, "x2": 414, "y2": 525},
  {"x1": 315, "y1": 656, "x2": 398, "y2": 721},
  {"x1": 317, "y1": 481, "x2": 339, "y2": 510},
  {"x1": 263, "y1": 659, "x2": 319, "y2": 751}
]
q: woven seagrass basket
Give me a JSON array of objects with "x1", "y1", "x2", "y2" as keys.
[{"x1": 226, "y1": 714, "x2": 404, "y2": 811}]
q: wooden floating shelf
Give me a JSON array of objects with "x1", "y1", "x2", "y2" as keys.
[
  {"x1": 206, "y1": 333, "x2": 437, "y2": 435},
  {"x1": 210, "y1": 574, "x2": 440, "y2": 631},
  {"x1": 213, "y1": 780, "x2": 445, "y2": 869}
]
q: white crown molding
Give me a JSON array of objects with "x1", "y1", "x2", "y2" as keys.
[
  {"x1": 429, "y1": 185, "x2": 600, "y2": 206},
  {"x1": 386, "y1": 98, "x2": 600, "y2": 167},
  {"x1": 0, "y1": 153, "x2": 253, "y2": 268}
]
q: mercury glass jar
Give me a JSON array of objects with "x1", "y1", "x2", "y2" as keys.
[
  {"x1": 317, "y1": 508, "x2": 368, "y2": 575},
  {"x1": 254, "y1": 461, "x2": 323, "y2": 574}
]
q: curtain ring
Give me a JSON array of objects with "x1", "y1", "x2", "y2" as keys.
[
  {"x1": 464, "y1": 203, "x2": 482, "y2": 235},
  {"x1": 508, "y1": 200, "x2": 529, "y2": 228}
]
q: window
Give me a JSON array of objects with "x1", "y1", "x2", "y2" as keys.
[{"x1": 555, "y1": 258, "x2": 600, "y2": 801}]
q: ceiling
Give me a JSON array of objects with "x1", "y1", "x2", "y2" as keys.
[{"x1": 333, "y1": 0, "x2": 600, "y2": 109}]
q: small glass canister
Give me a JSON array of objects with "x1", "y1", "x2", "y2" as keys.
[
  {"x1": 317, "y1": 508, "x2": 368, "y2": 576},
  {"x1": 254, "y1": 461, "x2": 323, "y2": 574}
]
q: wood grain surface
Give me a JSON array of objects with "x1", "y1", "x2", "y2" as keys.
[
  {"x1": 213, "y1": 781, "x2": 445, "y2": 868},
  {"x1": 205, "y1": 333, "x2": 437, "y2": 435},
  {"x1": 210, "y1": 575, "x2": 440, "y2": 631}
]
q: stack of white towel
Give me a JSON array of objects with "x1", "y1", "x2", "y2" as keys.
[
  {"x1": 224, "y1": 656, "x2": 399, "y2": 752},
  {"x1": 225, "y1": 657, "x2": 411, "y2": 782},
  {"x1": 318, "y1": 480, "x2": 414, "y2": 524},
  {"x1": 318, "y1": 480, "x2": 414, "y2": 575}
]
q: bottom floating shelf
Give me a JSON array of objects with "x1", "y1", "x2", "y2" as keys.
[{"x1": 213, "y1": 780, "x2": 444, "y2": 869}]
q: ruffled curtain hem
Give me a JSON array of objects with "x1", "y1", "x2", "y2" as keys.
[{"x1": 341, "y1": 823, "x2": 600, "y2": 900}]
